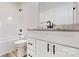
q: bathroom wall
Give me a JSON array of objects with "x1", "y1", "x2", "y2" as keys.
[
  {"x1": 0, "y1": 2, "x2": 40, "y2": 54},
  {"x1": 15, "y1": 2, "x2": 40, "y2": 38},
  {"x1": 40, "y1": 2, "x2": 74, "y2": 26},
  {"x1": 0, "y1": 2, "x2": 19, "y2": 54},
  {"x1": 76, "y1": 2, "x2": 79, "y2": 24},
  {"x1": 0, "y1": 2, "x2": 19, "y2": 41}
]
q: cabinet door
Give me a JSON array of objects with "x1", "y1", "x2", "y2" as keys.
[
  {"x1": 27, "y1": 50, "x2": 35, "y2": 57},
  {"x1": 36, "y1": 40, "x2": 52, "y2": 57},
  {"x1": 52, "y1": 44, "x2": 79, "y2": 57},
  {"x1": 27, "y1": 37, "x2": 36, "y2": 57},
  {"x1": 27, "y1": 37, "x2": 35, "y2": 51}
]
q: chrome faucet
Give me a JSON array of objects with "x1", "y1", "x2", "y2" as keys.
[
  {"x1": 47, "y1": 21, "x2": 51, "y2": 28},
  {"x1": 47, "y1": 21, "x2": 55, "y2": 28}
]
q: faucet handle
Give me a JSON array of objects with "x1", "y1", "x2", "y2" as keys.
[{"x1": 51, "y1": 22, "x2": 56, "y2": 28}]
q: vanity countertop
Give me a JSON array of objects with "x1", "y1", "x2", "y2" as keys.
[
  {"x1": 27, "y1": 29, "x2": 79, "y2": 32},
  {"x1": 27, "y1": 24, "x2": 79, "y2": 32},
  {"x1": 26, "y1": 31, "x2": 79, "y2": 49}
]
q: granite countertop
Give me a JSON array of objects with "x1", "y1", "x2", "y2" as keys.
[
  {"x1": 27, "y1": 28, "x2": 79, "y2": 32},
  {"x1": 27, "y1": 24, "x2": 79, "y2": 32},
  {"x1": 26, "y1": 31, "x2": 79, "y2": 49}
]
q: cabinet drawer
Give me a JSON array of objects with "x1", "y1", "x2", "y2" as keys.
[
  {"x1": 27, "y1": 37, "x2": 35, "y2": 51},
  {"x1": 52, "y1": 44, "x2": 79, "y2": 57},
  {"x1": 27, "y1": 50, "x2": 35, "y2": 57}
]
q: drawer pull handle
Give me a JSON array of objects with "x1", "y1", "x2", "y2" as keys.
[
  {"x1": 18, "y1": 34, "x2": 22, "y2": 35},
  {"x1": 53, "y1": 45, "x2": 55, "y2": 55},
  {"x1": 28, "y1": 43, "x2": 32, "y2": 45},
  {"x1": 47, "y1": 43, "x2": 49, "y2": 52},
  {"x1": 28, "y1": 54, "x2": 32, "y2": 57}
]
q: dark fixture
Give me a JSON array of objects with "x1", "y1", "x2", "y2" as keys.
[
  {"x1": 47, "y1": 21, "x2": 51, "y2": 28},
  {"x1": 19, "y1": 9, "x2": 22, "y2": 12},
  {"x1": 47, "y1": 21, "x2": 55, "y2": 28},
  {"x1": 51, "y1": 23, "x2": 54, "y2": 28},
  {"x1": 73, "y1": 7, "x2": 75, "y2": 10},
  {"x1": 53, "y1": 45, "x2": 55, "y2": 55},
  {"x1": 20, "y1": 29, "x2": 22, "y2": 32},
  {"x1": 47, "y1": 43, "x2": 49, "y2": 52},
  {"x1": 18, "y1": 34, "x2": 22, "y2": 35}
]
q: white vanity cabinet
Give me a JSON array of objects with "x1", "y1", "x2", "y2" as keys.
[
  {"x1": 36, "y1": 40, "x2": 52, "y2": 57},
  {"x1": 35, "y1": 39, "x2": 79, "y2": 57},
  {"x1": 51, "y1": 44, "x2": 79, "y2": 57},
  {"x1": 26, "y1": 31, "x2": 79, "y2": 57},
  {"x1": 27, "y1": 37, "x2": 36, "y2": 57},
  {"x1": 27, "y1": 37, "x2": 79, "y2": 57}
]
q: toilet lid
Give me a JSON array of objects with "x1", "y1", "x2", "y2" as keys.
[{"x1": 15, "y1": 40, "x2": 27, "y2": 44}]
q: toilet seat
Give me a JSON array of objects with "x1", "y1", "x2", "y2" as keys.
[{"x1": 15, "y1": 40, "x2": 27, "y2": 45}]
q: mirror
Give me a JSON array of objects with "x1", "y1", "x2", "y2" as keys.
[{"x1": 39, "y1": 2, "x2": 74, "y2": 26}]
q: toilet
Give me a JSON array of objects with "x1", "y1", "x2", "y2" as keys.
[{"x1": 15, "y1": 39, "x2": 27, "y2": 57}]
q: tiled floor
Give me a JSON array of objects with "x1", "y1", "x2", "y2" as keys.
[
  {"x1": 1, "y1": 49, "x2": 27, "y2": 57},
  {"x1": 1, "y1": 49, "x2": 17, "y2": 57}
]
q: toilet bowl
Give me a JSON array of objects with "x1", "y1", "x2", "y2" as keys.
[{"x1": 15, "y1": 39, "x2": 27, "y2": 57}]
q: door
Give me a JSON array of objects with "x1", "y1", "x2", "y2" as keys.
[
  {"x1": 36, "y1": 40, "x2": 52, "y2": 57},
  {"x1": 52, "y1": 44, "x2": 79, "y2": 57}
]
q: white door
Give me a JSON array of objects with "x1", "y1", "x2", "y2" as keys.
[
  {"x1": 36, "y1": 40, "x2": 52, "y2": 57},
  {"x1": 52, "y1": 44, "x2": 79, "y2": 57}
]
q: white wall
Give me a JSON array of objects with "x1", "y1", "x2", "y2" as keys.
[
  {"x1": 76, "y1": 2, "x2": 79, "y2": 24},
  {"x1": 40, "y1": 2, "x2": 74, "y2": 26},
  {"x1": 0, "y1": 2, "x2": 19, "y2": 41},
  {"x1": 20, "y1": 2, "x2": 39, "y2": 30},
  {"x1": 0, "y1": 2, "x2": 19, "y2": 53},
  {"x1": 15, "y1": 2, "x2": 40, "y2": 38},
  {"x1": 0, "y1": 3, "x2": 40, "y2": 53},
  {"x1": 0, "y1": 2, "x2": 38, "y2": 40}
]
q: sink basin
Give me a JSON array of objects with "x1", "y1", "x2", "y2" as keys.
[{"x1": 15, "y1": 40, "x2": 27, "y2": 44}]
